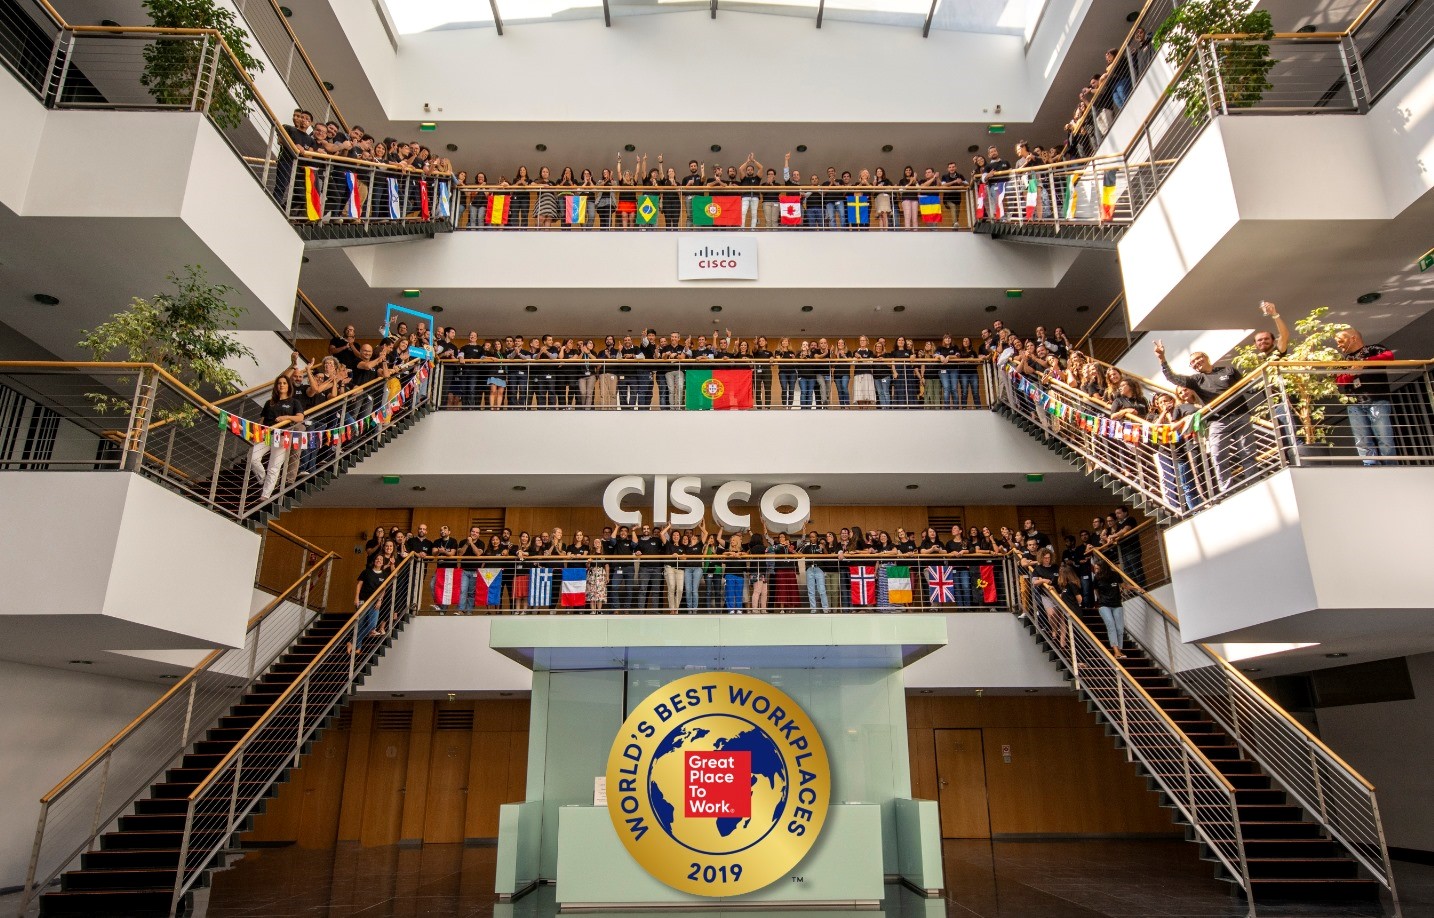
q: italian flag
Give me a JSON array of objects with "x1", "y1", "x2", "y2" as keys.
[
  {"x1": 886, "y1": 566, "x2": 912, "y2": 604},
  {"x1": 684, "y1": 369, "x2": 753, "y2": 410}
]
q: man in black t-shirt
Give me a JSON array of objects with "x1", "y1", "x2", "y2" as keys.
[
  {"x1": 329, "y1": 325, "x2": 362, "y2": 373},
  {"x1": 659, "y1": 332, "x2": 689, "y2": 410},
  {"x1": 1112, "y1": 508, "x2": 1145, "y2": 586},
  {"x1": 939, "y1": 161, "x2": 967, "y2": 225},
  {"x1": 276, "y1": 109, "x2": 319, "y2": 211},
  {"x1": 635, "y1": 523, "x2": 665, "y2": 611},
  {"x1": 457, "y1": 333, "x2": 484, "y2": 407},
  {"x1": 405, "y1": 524, "x2": 434, "y2": 559},
  {"x1": 1156, "y1": 339, "x2": 1248, "y2": 491}
]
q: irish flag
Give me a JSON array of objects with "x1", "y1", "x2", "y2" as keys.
[
  {"x1": 1063, "y1": 174, "x2": 1078, "y2": 220},
  {"x1": 690, "y1": 195, "x2": 741, "y2": 227},
  {"x1": 886, "y1": 566, "x2": 913, "y2": 604},
  {"x1": 685, "y1": 369, "x2": 753, "y2": 410}
]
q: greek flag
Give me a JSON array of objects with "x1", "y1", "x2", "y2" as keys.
[{"x1": 528, "y1": 567, "x2": 553, "y2": 607}]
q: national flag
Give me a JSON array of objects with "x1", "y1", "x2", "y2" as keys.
[
  {"x1": 925, "y1": 565, "x2": 956, "y2": 604},
  {"x1": 779, "y1": 194, "x2": 802, "y2": 225},
  {"x1": 475, "y1": 569, "x2": 503, "y2": 607},
  {"x1": 636, "y1": 194, "x2": 660, "y2": 225},
  {"x1": 886, "y1": 566, "x2": 913, "y2": 604},
  {"x1": 565, "y1": 194, "x2": 588, "y2": 225},
  {"x1": 918, "y1": 194, "x2": 942, "y2": 223},
  {"x1": 685, "y1": 369, "x2": 754, "y2": 410},
  {"x1": 690, "y1": 195, "x2": 741, "y2": 227},
  {"x1": 433, "y1": 568, "x2": 461, "y2": 607},
  {"x1": 992, "y1": 181, "x2": 1007, "y2": 220},
  {"x1": 1063, "y1": 173, "x2": 1078, "y2": 220},
  {"x1": 419, "y1": 180, "x2": 431, "y2": 220},
  {"x1": 488, "y1": 193, "x2": 511, "y2": 225},
  {"x1": 1100, "y1": 170, "x2": 1118, "y2": 221},
  {"x1": 1024, "y1": 174, "x2": 1039, "y2": 220},
  {"x1": 975, "y1": 181, "x2": 987, "y2": 220},
  {"x1": 344, "y1": 172, "x2": 362, "y2": 219},
  {"x1": 224, "y1": 412, "x2": 242, "y2": 436},
  {"x1": 528, "y1": 567, "x2": 553, "y2": 607},
  {"x1": 387, "y1": 178, "x2": 402, "y2": 219},
  {"x1": 560, "y1": 568, "x2": 588, "y2": 607},
  {"x1": 303, "y1": 166, "x2": 322, "y2": 221},
  {"x1": 845, "y1": 194, "x2": 870, "y2": 226},
  {"x1": 850, "y1": 566, "x2": 876, "y2": 606},
  {"x1": 977, "y1": 564, "x2": 998, "y2": 604},
  {"x1": 435, "y1": 180, "x2": 451, "y2": 219}
]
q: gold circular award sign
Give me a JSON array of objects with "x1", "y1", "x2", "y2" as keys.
[{"x1": 605, "y1": 672, "x2": 831, "y2": 897}]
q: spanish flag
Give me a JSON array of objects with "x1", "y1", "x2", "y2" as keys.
[
  {"x1": 488, "y1": 193, "x2": 510, "y2": 225},
  {"x1": 303, "y1": 166, "x2": 322, "y2": 221}
]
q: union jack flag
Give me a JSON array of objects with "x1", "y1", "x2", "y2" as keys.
[
  {"x1": 925, "y1": 565, "x2": 956, "y2": 605},
  {"x1": 849, "y1": 566, "x2": 876, "y2": 606}
]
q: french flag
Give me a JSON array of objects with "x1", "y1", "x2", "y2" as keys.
[{"x1": 561, "y1": 568, "x2": 588, "y2": 607}]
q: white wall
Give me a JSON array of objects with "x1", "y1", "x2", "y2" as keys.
[
  {"x1": 1094, "y1": 44, "x2": 1178, "y2": 158},
  {"x1": 0, "y1": 473, "x2": 261, "y2": 649},
  {"x1": 350, "y1": 229, "x2": 1078, "y2": 293},
  {"x1": 0, "y1": 55, "x2": 47, "y2": 218},
  {"x1": 1165, "y1": 468, "x2": 1434, "y2": 643},
  {"x1": 1116, "y1": 328, "x2": 1253, "y2": 381},
  {"x1": 903, "y1": 613, "x2": 1066, "y2": 689},
  {"x1": 1315, "y1": 651, "x2": 1434, "y2": 853},
  {"x1": 0, "y1": 660, "x2": 163, "y2": 889}
]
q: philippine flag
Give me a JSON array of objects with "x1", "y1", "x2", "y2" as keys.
[{"x1": 560, "y1": 568, "x2": 587, "y2": 607}]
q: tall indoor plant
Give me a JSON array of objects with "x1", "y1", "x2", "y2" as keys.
[
  {"x1": 1155, "y1": 0, "x2": 1275, "y2": 121},
  {"x1": 141, "y1": 0, "x2": 264, "y2": 130},
  {"x1": 1231, "y1": 306, "x2": 1350, "y2": 449}
]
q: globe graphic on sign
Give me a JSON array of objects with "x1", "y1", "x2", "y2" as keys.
[{"x1": 647, "y1": 714, "x2": 788, "y2": 856}]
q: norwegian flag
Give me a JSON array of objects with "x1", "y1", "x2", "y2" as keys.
[
  {"x1": 849, "y1": 566, "x2": 876, "y2": 606},
  {"x1": 925, "y1": 565, "x2": 956, "y2": 605}
]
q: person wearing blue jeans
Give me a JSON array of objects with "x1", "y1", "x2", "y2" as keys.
[
  {"x1": 821, "y1": 168, "x2": 846, "y2": 228},
  {"x1": 1335, "y1": 327, "x2": 1399, "y2": 465},
  {"x1": 800, "y1": 533, "x2": 830, "y2": 611},
  {"x1": 355, "y1": 556, "x2": 388, "y2": 639},
  {"x1": 1092, "y1": 559, "x2": 1126, "y2": 658}
]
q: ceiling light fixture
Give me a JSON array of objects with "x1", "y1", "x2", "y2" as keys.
[
  {"x1": 1002, "y1": 483, "x2": 1016, "y2": 490},
  {"x1": 32, "y1": 293, "x2": 60, "y2": 306},
  {"x1": 536, "y1": 143, "x2": 547, "y2": 152},
  {"x1": 1125, "y1": 10, "x2": 1139, "y2": 22},
  {"x1": 411, "y1": 485, "x2": 426, "y2": 492},
  {"x1": 619, "y1": 305, "x2": 631, "y2": 312},
  {"x1": 801, "y1": 305, "x2": 813, "y2": 313},
  {"x1": 984, "y1": 305, "x2": 997, "y2": 313},
  {"x1": 430, "y1": 305, "x2": 444, "y2": 313},
  {"x1": 881, "y1": 144, "x2": 894, "y2": 153},
  {"x1": 905, "y1": 484, "x2": 919, "y2": 490},
  {"x1": 280, "y1": 6, "x2": 293, "y2": 16},
  {"x1": 893, "y1": 305, "x2": 906, "y2": 313},
  {"x1": 796, "y1": 144, "x2": 808, "y2": 153},
  {"x1": 918, "y1": 689, "x2": 934, "y2": 695},
  {"x1": 335, "y1": 305, "x2": 349, "y2": 312},
  {"x1": 1075, "y1": 304, "x2": 1090, "y2": 312},
  {"x1": 445, "y1": 143, "x2": 458, "y2": 152},
  {"x1": 69, "y1": 660, "x2": 92, "y2": 665},
  {"x1": 513, "y1": 485, "x2": 527, "y2": 492},
  {"x1": 1357, "y1": 292, "x2": 1381, "y2": 304},
  {"x1": 711, "y1": 144, "x2": 722, "y2": 153},
  {"x1": 807, "y1": 484, "x2": 821, "y2": 490},
  {"x1": 323, "y1": 81, "x2": 335, "y2": 91},
  {"x1": 159, "y1": 673, "x2": 180, "y2": 679},
  {"x1": 1024, "y1": 688, "x2": 1039, "y2": 693},
  {"x1": 624, "y1": 144, "x2": 636, "y2": 152},
  {"x1": 525, "y1": 305, "x2": 538, "y2": 312},
  {"x1": 1325, "y1": 652, "x2": 1349, "y2": 658},
  {"x1": 1241, "y1": 667, "x2": 1262, "y2": 673},
  {"x1": 967, "y1": 144, "x2": 979, "y2": 153},
  {"x1": 710, "y1": 305, "x2": 722, "y2": 313}
]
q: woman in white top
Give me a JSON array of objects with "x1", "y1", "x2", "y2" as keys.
[{"x1": 852, "y1": 335, "x2": 877, "y2": 407}]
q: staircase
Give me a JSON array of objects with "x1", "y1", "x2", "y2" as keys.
[
  {"x1": 974, "y1": 218, "x2": 1125, "y2": 249},
  {"x1": 22, "y1": 559, "x2": 421, "y2": 918},
  {"x1": 1018, "y1": 562, "x2": 1398, "y2": 913}
]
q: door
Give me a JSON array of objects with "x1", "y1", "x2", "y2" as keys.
[{"x1": 935, "y1": 728, "x2": 991, "y2": 838}]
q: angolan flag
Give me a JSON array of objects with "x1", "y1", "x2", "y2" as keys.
[
  {"x1": 779, "y1": 194, "x2": 802, "y2": 225},
  {"x1": 684, "y1": 369, "x2": 753, "y2": 410},
  {"x1": 977, "y1": 564, "x2": 998, "y2": 604}
]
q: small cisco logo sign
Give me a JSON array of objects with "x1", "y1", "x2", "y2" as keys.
[{"x1": 677, "y1": 234, "x2": 758, "y2": 280}]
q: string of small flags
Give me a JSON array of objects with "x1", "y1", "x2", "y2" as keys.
[
  {"x1": 216, "y1": 365, "x2": 430, "y2": 450},
  {"x1": 1008, "y1": 370, "x2": 1200, "y2": 445}
]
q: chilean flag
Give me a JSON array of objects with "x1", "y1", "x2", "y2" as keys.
[
  {"x1": 433, "y1": 568, "x2": 461, "y2": 607},
  {"x1": 779, "y1": 194, "x2": 802, "y2": 225},
  {"x1": 561, "y1": 569, "x2": 588, "y2": 607}
]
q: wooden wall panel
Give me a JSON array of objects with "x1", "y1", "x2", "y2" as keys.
[
  {"x1": 336, "y1": 703, "x2": 374, "y2": 842},
  {"x1": 423, "y1": 717, "x2": 474, "y2": 844},
  {"x1": 907, "y1": 727, "x2": 938, "y2": 802},
  {"x1": 399, "y1": 703, "x2": 437, "y2": 844},
  {"x1": 246, "y1": 723, "x2": 350, "y2": 846},
  {"x1": 358, "y1": 707, "x2": 413, "y2": 846}
]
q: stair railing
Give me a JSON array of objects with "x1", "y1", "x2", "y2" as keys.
[
  {"x1": 0, "y1": 359, "x2": 433, "y2": 524},
  {"x1": 1015, "y1": 580, "x2": 1252, "y2": 910},
  {"x1": 16, "y1": 552, "x2": 335, "y2": 917},
  {"x1": 167, "y1": 555, "x2": 423, "y2": 917},
  {"x1": 1092, "y1": 549, "x2": 1399, "y2": 905}
]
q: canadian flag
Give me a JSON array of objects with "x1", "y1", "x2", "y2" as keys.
[{"x1": 779, "y1": 194, "x2": 802, "y2": 225}]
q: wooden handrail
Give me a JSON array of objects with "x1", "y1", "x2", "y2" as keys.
[
  {"x1": 1090, "y1": 547, "x2": 1376, "y2": 791},
  {"x1": 454, "y1": 183, "x2": 968, "y2": 193},
  {"x1": 1073, "y1": 294, "x2": 1125, "y2": 352},
  {"x1": 38, "y1": 553, "x2": 335, "y2": 804},
  {"x1": 295, "y1": 290, "x2": 340, "y2": 340},
  {"x1": 264, "y1": 522, "x2": 327, "y2": 559},
  {"x1": 258, "y1": 0, "x2": 349, "y2": 132}
]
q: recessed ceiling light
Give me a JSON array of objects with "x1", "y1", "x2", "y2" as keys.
[
  {"x1": 619, "y1": 305, "x2": 631, "y2": 312},
  {"x1": 1241, "y1": 667, "x2": 1262, "y2": 673},
  {"x1": 918, "y1": 689, "x2": 934, "y2": 694},
  {"x1": 279, "y1": 6, "x2": 293, "y2": 16},
  {"x1": 1325, "y1": 652, "x2": 1349, "y2": 658},
  {"x1": 430, "y1": 305, "x2": 443, "y2": 313},
  {"x1": 525, "y1": 305, "x2": 537, "y2": 312},
  {"x1": 159, "y1": 673, "x2": 180, "y2": 679},
  {"x1": 32, "y1": 293, "x2": 60, "y2": 306},
  {"x1": 1125, "y1": 11, "x2": 1139, "y2": 22},
  {"x1": 1075, "y1": 304, "x2": 1090, "y2": 312},
  {"x1": 335, "y1": 304, "x2": 349, "y2": 312},
  {"x1": 512, "y1": 485, "x2": 527, "y2": 491},
  {"x1": 301, "y1": 256, "x2": 310, "y2": 263},
  {"x1": 1357, "y1": 292, "x2": 1381, "y2": 304},
  {"x1": 411, "y1": 485, "x2": 426, "y2": 492},
  {"x1": 445, "y1": 143, "x2": 458, "y2": 152},
  {"x1": 69, "y1": 660, "x2": 92, "y2": 665},
  {"x1": 985, "y1": 305, "x2": 997, "y2": 312},
  {"x1": 535, "y1": 143, "x2": 547, "y2": 152},
  {"x1": 101, "y1": 18, "x2": 119, "y2": 25},
  {"x1": 881, "y1": 144, "x2": 894, "y2": 153},
  {"x1": 795, "y1": 144, "x2": 807, "y2": 153},
  {"x1": 807, "y1": 484, "x2": 821, "y2": 490},
  {"x1": 801, "y1": 305, "x2": 813, "y2": 313},
  {"x1": 390, "y1": 692, "x2": 405, "y2": 698},
  {"x1": 905, "y1": 484, "x2": 919, "y2": 490},
  {"x1": 624, "y1": 144, "x2": 636, "y2": 152},
  {"x1": 323, "y1": 81, "x2": 335, "y2": 91},
  {"x1": 710, "y1": 305, "x2": 722, "y2": 313},
  {"x1": 1024, "y1": 688, "x2": 1039, "y2": 693},
  {"x1": 893, "y1": 305, "x2": 906, "y2": 313},
  {"x1": 711, "y1": 145, "x2": 722, "y2": 153},
  {"x1": 967, "y1": 144, "x2": 979, "y2": 154},
  {"x1": 1296, "y1": 23, "x2": 1317, "y2": 32},
  {"x1": 499, "y1": 691, "x2": 514, "y2": 697},
  {"x1": 1002, "y1": 483, "x2": 1016, "y2": 489}
]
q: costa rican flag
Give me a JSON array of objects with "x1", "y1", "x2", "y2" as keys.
[
  {"x1": 849, "y1": 566, "x2": 876, "y2": 606},
  {"x1": 528, "y1": 567, "x2": 553, "y2": 607},
  {"x1": 344, "y1": 172, "x2": 362, "y2": 219},
  {"x1": 433, "y1": 568, "x2": 461, "y2": 607},
  {"x1": 560, "y1": 568, "x2": 587, "y2": 607},
  {"x1": 925, "y1": 566, "x2": 956, "y2": 605}
]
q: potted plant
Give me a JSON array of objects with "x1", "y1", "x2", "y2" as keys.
[
  {"x1": 1155, "y1": 0, "x2": 1276, "y2": 122},
  {"x1": 140, "y1": 0, "x2": 264, "y2": 130},
  {"x1": 80, "y1": 265, "x2": 255, "y2": 427},
  {"x1": 1231, "y1": 306, "x2": 1350, "y2": 457}
]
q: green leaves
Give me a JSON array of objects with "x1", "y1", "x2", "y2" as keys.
[
  {"x1": 140, "y1": 0, "x2": 265, "y2": 130},
  {"x1": 1155, "y1": 0, "x2": 1276, "y2": 122},
  {"x1": 1232, "y1": 306, "x2": 1351, "y2": 445}
]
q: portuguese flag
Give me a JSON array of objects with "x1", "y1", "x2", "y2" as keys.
[
  {"x1": 690, "y1": 195, "x2": 742, "y2": 227},
  {"x1": 685, "y1": 369, "x2": 753, "y2": 410}
]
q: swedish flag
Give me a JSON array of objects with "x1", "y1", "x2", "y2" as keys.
[
  {"x1": 637, "y1": 194, "x2": 660, "y2": 225},
  {"x1": 845, "y1": 194, "x2": 870, "y2": 226}
]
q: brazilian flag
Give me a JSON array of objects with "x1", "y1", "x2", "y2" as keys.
[{"x1": 637, "y1": 194, "x2": 660, "y2": 225}]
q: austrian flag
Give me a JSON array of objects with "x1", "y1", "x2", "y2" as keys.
[{"x1": 779, "y1": 194, "x2": 802, "y2": 225}]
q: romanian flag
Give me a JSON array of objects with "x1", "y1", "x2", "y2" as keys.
[
  {"x1": 779, "y1": 194, "x2": 802, "y2": 225},
  {"x1": 977, "y1": 564, "x2": 998, "y2": 604},
  {"x1": 1100, "y1": 170, "x2": 1118, "y2": 221},
  {"x1": 685, "y1": 369, "x2": 753, "y2": 410},
  {"x1": 488, "y1": 194, "x2": 511, "y2": 225},
  {"x1": 1024, "y1": 174, "x2": 1039, "y2": 220},
  {"x1": 1063, "y1": 173, "x2": 1078, "y2": 220},
  {"x1": 344, "y1": 172, "x2": 362, "y2": 219},
  {"x1": 419, "y1": 180, "x2": 431, "y2": 220},
  {"x1": 690, "y1": 195, "x2": 741, "y2": 226},
  {"x1": 637, "y1": 194, "x2": 660, "y2": 225},
  {"x1": 918, "y1": 194, "x2": 942, "y2": 224},
  {"x1": 886, "y1": 566, "x2": 913, "y2": 604},
  {"x1": 565, "y1": 194, "x2": 588, "y2": 225},
  {"x1": 974, "y1": 181, "x2": 986, "y2": 220},
  {"x1": 845, "y1": 194, "x2": 870, "y2": 226},
  {"x1": 303, "y1": 166, "x2": 321, "y2": 221},
  {"x1": 387, "y1": 178, "x2": 402, "y2": 219}
]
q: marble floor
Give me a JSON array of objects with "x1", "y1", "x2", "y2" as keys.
[{"x1": 176, "y1": 840, "x2": 1434, "y2": 918}]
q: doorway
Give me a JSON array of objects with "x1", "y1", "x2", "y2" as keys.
[{"x1": 935, "y1": 728, "x2": 991, "y2": 838}]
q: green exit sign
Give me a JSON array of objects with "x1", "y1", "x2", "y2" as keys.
[
  {"x1": 1006, "y1": 289, "x2": 1023, "y2": 298},
  {"x1": 1025, "y1": 473, "x2": 1044, "y2": 483},
  {"x1": 419, "y1": 122, "x2": 437, "y2": 132},
  {"x1": 988, "y1": 124, "x2": 1006, "y2": 134},
  {"x1": 1420, "y1": 249, "x2": 1434, "y2": 272}
]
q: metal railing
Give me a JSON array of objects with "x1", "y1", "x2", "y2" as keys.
[
  {"x1": 1063, "y1": 0, "x2": 1176, "y2": 158},
  {"x1": 255, "y1": 522, "x2": 328, "y2": 596},
  {"x1": 997, "y1": 357, "x2": 1434, "y2": 519},
  {"x1": 1094, "y1": 548, "x2": 1398, "y2": 903},
  {"x1": 450, "y1": 184, "x2": 970, "y2": 230},
  {"x1": 983, "y1": 2, "x2": 1434, "y2": 236},
  {"x1": 1014, "y1": 579, "x2": 1250, "y2": 904},
  {"x1": 0, "y1": 359, "x2": 433, "y2": 524},
  {"x1": 432, "y1": 357, "x2": 993, "y2": 410},
  {"x1": 1072, "y1": 294, "x2": 1142, "y2": 366},
  {"x1": 168, "y1": 555, "x2": 422, "y2": 916},
  {"x1": 406, "y1": 553, "x2": 1021, "y2": 615},
  {"x1": 0, "y1": 5, "x2": 456, "y2": 231},
  {"x1": 16, "y1": 552, "x2": 336, "y2": 917},
  {"x1": 291, "y1": 290, "x2": 340, "y2": 345},
  {"x1": 229, "y1": 0, "x2": 347, "y2": 130}
]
